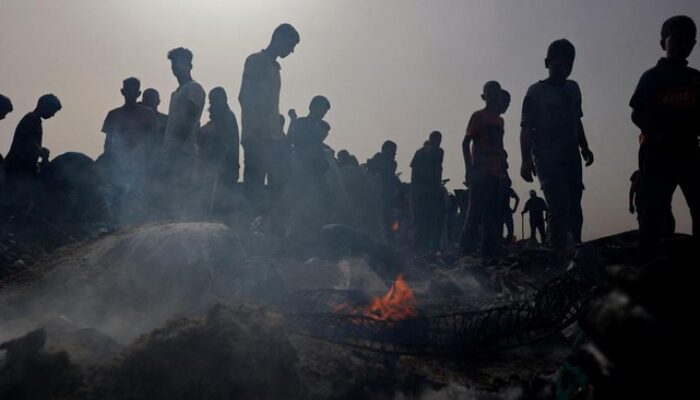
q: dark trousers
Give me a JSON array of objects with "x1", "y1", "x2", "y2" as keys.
[
  {"x1": 530, "y1": 217, "x2": 546, "y2": 243},
  {"x1": 638, "y1": 142, "x2": 699, "y2": 254},
  {"x1": 460, "y1": 174, "x2": 500, "y2": 256},
  {"x1": 536, "y1": 160, "x2": 583, "y2": 250},
  {"x1": 502, "y1": 211, "x2": 514, "y2": 240},
  {"x1": 413, "y1": 189, "x2": 443, "y2": 251}
]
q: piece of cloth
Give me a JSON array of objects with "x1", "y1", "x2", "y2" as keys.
[
  {"x1": 521, "y1": 80, "x2": 583, "y2": 164},
  {"x1": 466, "y1": 109, "x2": 505, "y2": 177},
  {"x1": 238, "y1": 50, "x2": 284, "y2": 145},
  {"x1": 163, "y1": 81, "x2": 206, "y2": 157}
]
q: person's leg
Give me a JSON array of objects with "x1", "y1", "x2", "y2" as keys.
[
  {"x1": 243, "y1": 143, "x2": 265, "y2": 202},
  {"x1": 566, "y1": 161, "x2": 584, "y2": 244},
  {"x1": 529, "y1": 218, "x2": 537, "y2": 241},
  {"x1": 678, "y1": 150, "x2": 700, "y2": 240},
  {"x1": 535, "y1": 219, "x2": 546, "y2": 243},
  {"x1": 504, "y1": 213, "x2": 514, "y2": 241},
  {"x1": 481, "y1": 176, "x2": 501, "y2": 256},
  {"x1": 460, "y1": 175, "x2": 487, "y2": 254},
  {"x1": 638, "y1": 143, "x2": 677, "y2": 254},
  {"x1": 537, "y1": 162, "x2": 570, "y2": 251}
]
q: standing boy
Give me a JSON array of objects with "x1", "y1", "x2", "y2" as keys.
[
  {"x1": 520, "y1": 39, "x2": 594, "y2": 262},
  {"x1": 629, "y1": 16, "x2": 699, "y2": 254}
]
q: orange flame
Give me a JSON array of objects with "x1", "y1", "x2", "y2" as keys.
[
  {"x1": 335, "y1": 274, "x2": 416, "y2": 321},
  {"x1": 391, "y1": 220, "x2": 400, "y2": 233}
]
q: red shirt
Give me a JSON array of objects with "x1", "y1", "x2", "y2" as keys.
[{"x1": 466, "y1": 109, "x2": 505, "y2": 176}]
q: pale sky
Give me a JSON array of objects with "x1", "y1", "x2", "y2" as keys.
[{"x1": 1, "y1": 0, "x2": 698, "y2": 240}]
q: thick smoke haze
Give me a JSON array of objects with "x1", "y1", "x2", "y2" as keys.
[{"x1": 1, "y1": 0, "x2": 698, "y2": 240}]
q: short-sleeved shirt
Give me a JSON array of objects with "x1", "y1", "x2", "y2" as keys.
[
  {"x1": 410, "y1": 142, "x2": 443, "y2": 190},
  {"x1": 466, "y1": 109, "x2": 505, "y2": 176},
  {"x1": 238, "y1": 50, "x2": 283, "y2": 144},
  {"x1": 521, "y1": 80, "x2": 583, "y2": 163},
  {"x1": 163, "y1": 81, "x2": 206, "y2": 156},
  {"x1": 288, "y1": 116, "x2": 330, "y2": 173},
  {"x1": 523, "y1": 197, "x2": 548, "y2": 220},
  {"x1": 629, "y1": 58, "x2": 700, "y2": 146},
  {"x1": 5, "y1": 112, "x2": 43, "y2": 176},
  {"x1": 102, "y1": 104, "x2": 157, "y2": 162}
]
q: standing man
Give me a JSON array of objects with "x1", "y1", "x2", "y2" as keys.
[
  {"x1": 498, "y1": 176, "x2": 520, "y2": 243},
  {"x1": 4, "y1": 94, "x2": 62, "y2": 215},
  {"x1": 522, "y1": 189, "x2": 548, "y2": 244},
  {"x1": 368, "y1": 140, "x2": 400, "y2": 242},
  {"x1": 238, "y1": 23, "x2": 300, "y2": 201},
  {"x1": 101, "y1": 77, "x2": 157, "y2": 217},
  {"x1": 410, "y1": 131, "x2": 444, "y2": 251},
  {"x1": 159, "y1": 47, "x2": 206, "y2": 218}
]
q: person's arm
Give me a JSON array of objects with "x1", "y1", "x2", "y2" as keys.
[
  {"x1": 630, "y1": 71, "x2": 656, "y2": 134},
  {"x1": 578, "y1": 119, "x2": 594, "y2": 166},
  {"x1": 520, "y1": 127, "x2": 536, "y2": 182},
  {"x1": 520, "y1": 92, "x2": 537, "y2": 182},
  {"x1": 521, "y1": 200, "x2": 529, "y2": 216},
  {"x1": 511, "y1": 191, "x2": 520, "y2": 213},
  {"x1": 462, "y1": 134, "x2": 473, "y2": 185},
  {"x1": 238, "y1": 55, "x2": 267, "y2": 111},
  {"x1": 629, "y1": 180, "x2": 636, "y2": 214}
]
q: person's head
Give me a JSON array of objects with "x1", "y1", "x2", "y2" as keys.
[
  {"x1": 121, "y1": 77, "x2": 141, "y2": 104},
  {"x1": 0, "y1": 94, "x2": 13, "y2": 120},
  {"x1": 381, "y1": 140, "x2": 397, "y2": 159},
  {"x1": 481, "y1": 80, "x2": 502, "y2": 110},
  {"x1": 337, "y1": 149, "x2": 351, "y2": 165},
  {"x1": 499, "y1": 89, "x2": 511, "y2": 114},
  {"x1": 309, "y1": 95, "x2": 330, "y2": 119},
  {"x1": 36, "y1": 94, "x2": 62, "y2": 119},
  {"x1": 529, "y1": 189, "x2": 537, "y2": 198},
  {"x1": 208, "y1": 87, "x2": 229, "y2": 118},
  {"x1": 270, "y1": 23, "x2": 300, "y2": 58},
  {"x1": 428, "y1": 130, "x2": 442, "y2": 147},
  {"x1": 545, "y1": 39, "x2": 576, "y2": 82},
  {"x1": 661, "y1": 16, "x2": 696, "y2": 61},
  {"x1": 168, "y1": 47, "x2": 193, "y2": 80},
  {"x1": 141, "y1": 88, "x2": 160, "y2": 110}
]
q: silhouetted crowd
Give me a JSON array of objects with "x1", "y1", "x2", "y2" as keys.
[{"x1": 0, "y1": 16, "x2": 698, "y2": 265}]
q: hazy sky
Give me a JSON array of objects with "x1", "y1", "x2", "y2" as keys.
[{"x1": 1, "y1": 0, "x2": 698, "y2": 240}]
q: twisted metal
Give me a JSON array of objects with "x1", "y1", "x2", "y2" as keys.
[{"x1": 278, "y1": 267, "x2": 593, "y2": 356}]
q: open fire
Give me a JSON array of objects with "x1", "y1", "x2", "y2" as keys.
[{"x1": 334, "y1": 274, "x2": 416, "y2": 321}]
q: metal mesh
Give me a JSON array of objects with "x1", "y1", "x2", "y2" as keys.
[{"x1": 278, "y1": 268, "x2": 592, "y2": 355}]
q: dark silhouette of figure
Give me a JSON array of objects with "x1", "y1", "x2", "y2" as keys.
[
  {"x1": 101, "y1": 78, "x2": 157, "y2": 212},
  {"x1": 629, "y1": 170, "x2": 675, "y2": 237},
  {"x1": 368, "y1": 140, "x2": 399, "y2": 241},
  {"x1": 157, "y1": 47, "x2": 206, "y2": 218},
  {"x1": 630, "y1": 16, "x2": 699, "y2": 254},
  {"x1": 287, "y1": 95, "x2": 331, "y2": 179},
  {"x1": 522, "y1": 189, "x2": 548, "y2": 243},
  {"x1": 198, "y1": 87, "x2": 240, "y2": 215},
  {"x1": 3, "y1": 94, "x2": 62, "y2": 215},
  {"x1": 0, "y1": 94, "x2": 12, "y2": 120},
  {"x1": 336, "y1": 149, "x2": 356, "y2": 167},
  {"x1": 461, "y1": 81, "x2": 507, "y2": 256},
  {"x1": 410, "y1": 131, "x2": 444, "y2": 251},
  {"x1": 520, "y1": 39, "x2": 594, "y2": 259},
  {"x1": 238, "y1": 23, "x2": 299, "y2": 200},
  {"x1": 0, "y1": 94, "x2": 13, "y2": 180},
  {"x1": 498, "y1": 177, "x2": 520, "y2": 243},
  {"x1": 140, "y1": 88, "x2": 168, "y2": 146}
]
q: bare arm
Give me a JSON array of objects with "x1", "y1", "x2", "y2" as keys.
[
  {"x1": 462, "y1": 134, "x2": 473, "y2": 185},
  {"x1": 520, "y1": 127, "x2": 535, "y2": 182},
  {"x1": 578, "y1": 119, "x2": 594, "y2": 166}
]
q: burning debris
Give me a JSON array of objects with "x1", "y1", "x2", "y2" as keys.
[{"x1": 335, "y1": 274, "x2": 417, "y2": 322}]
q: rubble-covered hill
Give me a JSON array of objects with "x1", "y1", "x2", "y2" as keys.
[{"x1": 0, "y1": 223, "x2": 694, "y2": 399}]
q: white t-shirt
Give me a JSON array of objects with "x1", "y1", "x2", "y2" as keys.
[{"x1": 163, "y1": 81, "x2": 206, "y2": 156}]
